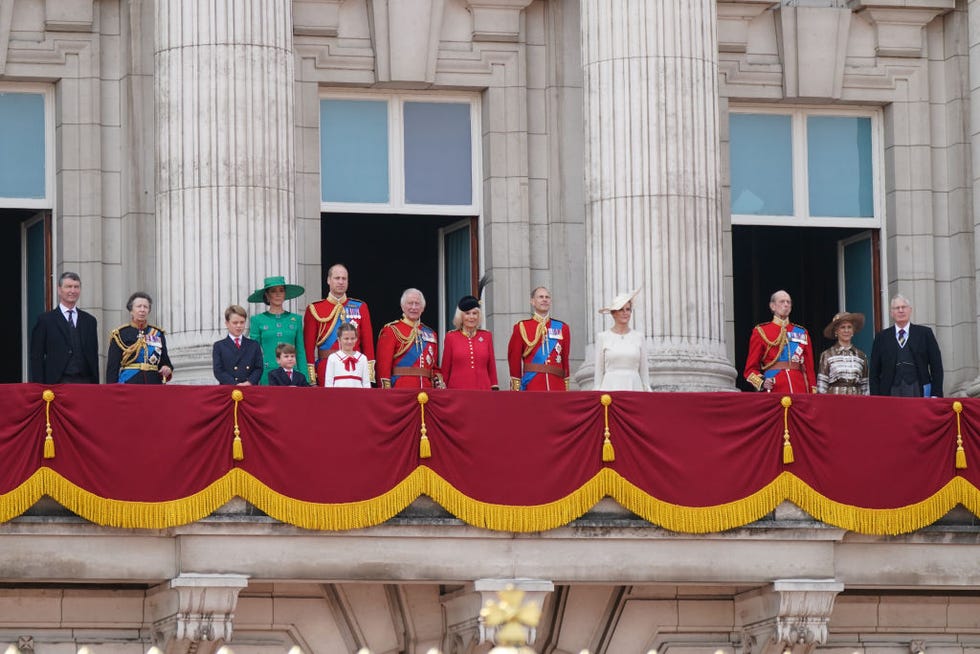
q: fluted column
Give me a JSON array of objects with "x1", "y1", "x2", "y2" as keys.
[
  {"x1": 967, "y1": 0, "x2": 980, "y2": 397},
  {"x1": 578, "y1": 0, "x2": 737, "y2": 391},
  {"x1": 155, "y1": 0, "x2": 296, "y2": 382}
]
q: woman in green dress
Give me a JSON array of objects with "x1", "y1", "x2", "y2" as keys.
[{"x1": 247, "y1": 276, "x2": 307, "y2": 385}]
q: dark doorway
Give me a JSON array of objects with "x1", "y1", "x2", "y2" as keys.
[
  {"x1": 320, "y1": 213, "x2": 473, "y2": 336},
  {"x1": 732, "y1": 224, "x2": 880, "y2": 392},
  {"x1": 1, "y1": 208, "x2": 51, "y2": 383}
]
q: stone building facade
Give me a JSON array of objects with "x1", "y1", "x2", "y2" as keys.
[{"x1": 3, "y1": 0, "x2": 980, "y2": 652}]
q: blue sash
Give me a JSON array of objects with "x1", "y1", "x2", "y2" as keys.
[
  {"x1": 763, "y1": 324, "x2": 807, "y2": 380},
  {"x1": 521, "y1": 319, "x2": 564, "y2": 390},
  {"x1": 392, "y1": 324, "x2": 435, "y2": 385},
  {"x1": 117, "y1": 328, "x2": 164, "y2": 383},
  {"x1": 319, "y1": 299, "x2": 365, "y2": 353}
]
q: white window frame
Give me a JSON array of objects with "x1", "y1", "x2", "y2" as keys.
[
  {"x1": 730, "y1": 105, "x2": 884, "y2": 229},
  {"x1": 0, "y1": 83, "x2": 55, "y2": 209},
  {"x1": 319, "y1": 89, "x2": 483, "y2": 217}
]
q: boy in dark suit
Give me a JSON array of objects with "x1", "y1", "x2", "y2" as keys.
[
  {"x1": 213, "y1": 305, "x2": 263, "y2": 385},
  {"x1": 268, "y1": 343, "x2": 309, "y2": 386}
]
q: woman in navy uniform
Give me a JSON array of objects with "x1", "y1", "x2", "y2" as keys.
[{"x1": 106, "y1": 292, "x2": 174, "y2": 384}]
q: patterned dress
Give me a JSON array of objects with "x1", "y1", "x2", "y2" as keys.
[{"x1": 817, "y1": 342, "x2": 870, "y2": 395}]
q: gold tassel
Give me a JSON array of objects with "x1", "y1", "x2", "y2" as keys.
[
  {"x1": 954, "y1": 401, "x2": 966, "y2": 469},
  {"x1": 42, "y1": 389, "x2": 56, "y2": 459},
  {"x1": 418, "y1": 392, "x2": 431, "y2": 459},
  {"x1": 231, "y1": 389, "x2": 244, "y2": 461},
  {"x1": 781, "y1": 396, "x2": 794, "y2": 465},
  {"x1": 600, "y1": 394, "x2": 615, "y2": 462}
]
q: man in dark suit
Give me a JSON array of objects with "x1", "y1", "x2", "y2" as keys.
[
  {"x1": 213, "y1": 305, "x2": 264, "y2": 385},
  {"x1": 29, "y1": 272, "x2": 99, "y2": 383},
  {"x1": 869, "y1": 294, "x2": 944, "y2": 397}
]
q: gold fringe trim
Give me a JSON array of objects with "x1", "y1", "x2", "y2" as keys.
[
  {"x1": 423, "y1": 466, "x2": 608, "y2": 532},
  {"x1": 785, "y1": 473, "x2": 965, "y2": 536},
  {"x1": 2, "y1": 468, "x2": 980, "y2": 535}
]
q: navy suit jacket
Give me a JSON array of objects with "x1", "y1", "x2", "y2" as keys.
[
  {"x1": 213, "y1": 336, "x2": 263, "y2": 385},
  {"x1": 268, "y1": 367, "x2": 309, "y2": 387},
  {"x1": 29, "y1": 307, "x2": 99, "y2": 383},
  {"x1": 869, "y1": 323, "x2": 944, "y2": 396}
]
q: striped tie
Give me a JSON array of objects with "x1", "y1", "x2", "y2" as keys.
[{"x1": 898, "y1": 328, "x2": 906, "y2": 348}]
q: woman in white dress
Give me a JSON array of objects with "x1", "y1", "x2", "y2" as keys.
[{"x1": 594, "y1": 290, "x2": 651, "y2": 391}]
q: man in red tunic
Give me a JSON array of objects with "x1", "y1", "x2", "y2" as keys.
[
  {"x1": 507, "y1": 286, "x2": 570, "y2": 391},
  {"x1": 743, "y1": 289, "x2": 816, "y2": 394},
  {"x1": 303, "y1": 263, "x2": 375, "y2": 386},
  {"x1": 376, "y1": 288, "x2": 442, "y2": 389}
]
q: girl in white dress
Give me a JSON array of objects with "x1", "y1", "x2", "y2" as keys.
[
  {"x1": 323, "y1": 323, "x2": 371, "y2": 388},
  {"x1": 594, "y1": 290, "x2": 651, "y2": 391}
]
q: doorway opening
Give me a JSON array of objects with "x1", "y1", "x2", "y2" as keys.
[
  {"x1": 732, "y1": 224, "x2": 880, "y2": 392},
  {"x1": 1, "y1": 208, "x2": 51, "y2": 382},
  {"x1": 320, "y1": 213, "x2": 478, "y2": 339}
]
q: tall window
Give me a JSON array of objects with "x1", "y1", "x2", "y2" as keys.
[
  {"x1": 729, "y1": 107, "x2": 880, "y2": 227},
  {"x1": 0, "y1": 88, "x2": 52, "y2": 207},
  {"x1": 320, "y1": 93, "x2": 480, "y2": 215}
]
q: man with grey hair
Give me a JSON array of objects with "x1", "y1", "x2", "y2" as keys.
[
  {"x1": 29, "y1": 271, "x2": 99, "y2": 384},
  {"x1": 376, "y1": 288, "x2": 442, "y2": 389},
  {"x1": 869, "y1": 294, "x2": 943, "y2": 397},
  {"x1": 743, "y1": 289, "x2": 816, "y2": 394}
]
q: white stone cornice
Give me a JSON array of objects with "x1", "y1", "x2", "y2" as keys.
[
  {"x1": 464, "y1": 0, "x2": 535, "y2": 42},
  {"x1": 718, "y1": 0, "x2": 778, "y2": 54},
  {"x1": 851, "y1": 1, "x2": 954, "y2": 58},
  {"x1": 736, "y1": 579, "x2": 844, "y2": 654},
  {"x1": 147, "y1": 573, "x2": 249, "y2": 654}
]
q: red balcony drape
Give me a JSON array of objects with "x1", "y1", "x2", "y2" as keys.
[{"x1": 0, "y1": 384, "x2": 976, "y2": 534}]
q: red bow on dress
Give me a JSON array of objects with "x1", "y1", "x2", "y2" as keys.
[{"x1": 343, "y1": 356, "x2": 357, "y2": 372}]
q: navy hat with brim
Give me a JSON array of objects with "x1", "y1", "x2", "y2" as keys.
[{"x1": 248, "y1": 276, "x2": 305, "y2": 304}]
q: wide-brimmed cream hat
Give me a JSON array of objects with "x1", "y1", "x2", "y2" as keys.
[
  {"x1": 598, "y1": 289, "x2": 640, "y2": 314},
  {"x1": 823, "y1": 311, "x2": 865, "y2": 339}
]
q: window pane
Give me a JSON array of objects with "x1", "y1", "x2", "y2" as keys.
[
  {"x1": 321, "y1": 99, "x2": 389, "y2": 203},
  {"x1": 404, "y1": 102, "x2": 472, "y2": 205},
  {"x1": 0, "y1": 93, "x2": 45, "y2": 199},
  {"x1": 730, "y1": 113, "x2": 793, "y2": 215},
  {"x1": 444, "y1": 225, "x2": 471, "y2": 329},
  {"x1": 807, "y1": 116, "x2": 873, "y2": 218}
]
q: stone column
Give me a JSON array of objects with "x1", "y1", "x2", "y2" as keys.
[
  {"x1": 155, "y1": 0, "x2": 296, "y2": 382},
  {"x1": 577, "y1": 0, "x2": 737, "y2": 391},
  {"x1": 967, "y1": 0, "x2": 980, "y2": 397}
]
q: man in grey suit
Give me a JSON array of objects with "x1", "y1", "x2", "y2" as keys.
[
  {"x1": 29, "y1": 272, "x2": 99, "y2": 384},
  {"x1": 869, "y1": 294, "x2": 944, "y2": 397}
]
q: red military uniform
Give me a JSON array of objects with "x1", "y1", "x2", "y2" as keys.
[
  {"x1": 744, "y1": 318, "x2": 816, "y2": 394},
  {"x1": 376, "y1": 318, "x2": 441, "y2": 389},
  {"x1": 507, "y1": 315, "x2": 570, "y2": 391},
  {"x1": 303, "y1": 295, "x2": 374, "y2": 386}
]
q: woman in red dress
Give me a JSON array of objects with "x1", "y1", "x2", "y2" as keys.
[{"x1": 441, "y1": 295, "x2": 499, "y2": 390}]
